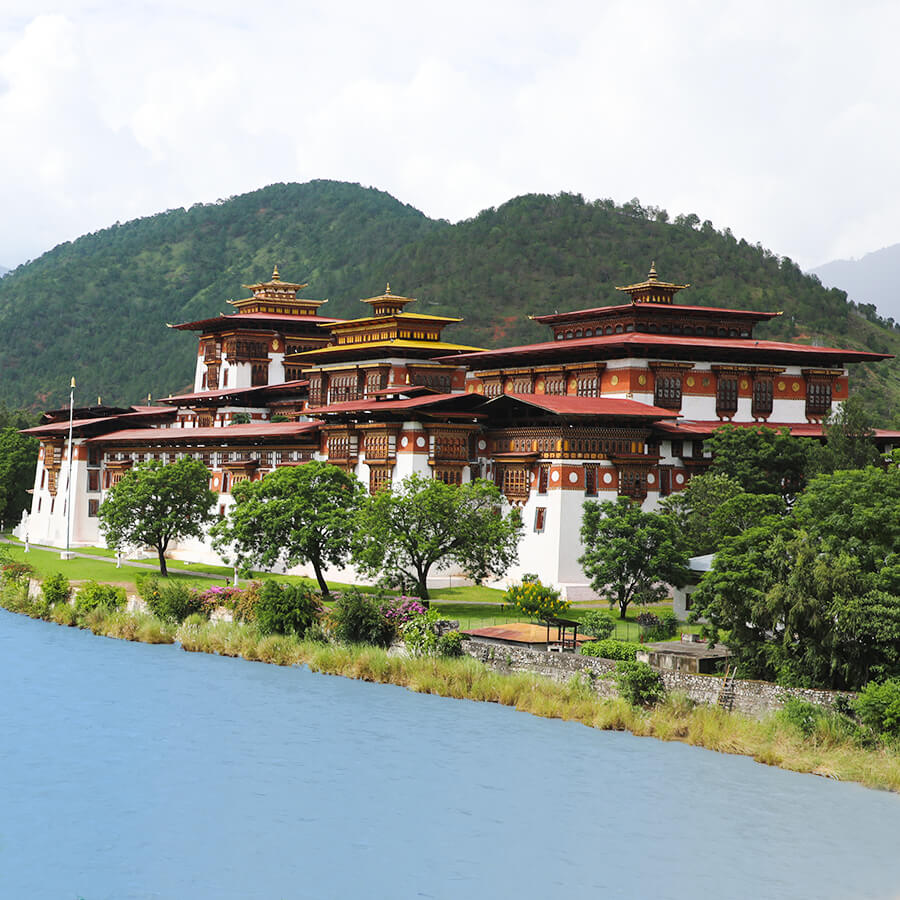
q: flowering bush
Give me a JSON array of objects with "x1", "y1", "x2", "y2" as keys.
[
  {"x1": 402, "y1": 608, "x2": 464, "y2": 657},
  {"x1": 1, "y1": 561, "x2": 35, "y2": 584},
  {"x1": 504, "y1": 579, "x2": 570, "y2": 620},
  {"x1": 380, "y1": 595, "x2": 427, "y2": 625}
]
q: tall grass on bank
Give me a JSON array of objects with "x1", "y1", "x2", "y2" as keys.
[{"x1": 3, "y1": 581, "x2": 899, "y2": 793}]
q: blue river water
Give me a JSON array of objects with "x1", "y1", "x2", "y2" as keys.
[{"x1": 2, "y1": 608, "x2": 899, "y2": 900}]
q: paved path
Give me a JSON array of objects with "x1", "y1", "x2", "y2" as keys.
[{"x1": 0, "y1": 536, "x2": 230, "y2": 582}]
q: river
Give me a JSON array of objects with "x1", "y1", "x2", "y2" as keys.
[{"x1": 1, "y1": 608, "x2": 898, "y2": 899}]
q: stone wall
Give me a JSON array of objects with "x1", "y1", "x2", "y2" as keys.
[{"x1": 462, "y1": 640, "x2": 853, "y2": 717}]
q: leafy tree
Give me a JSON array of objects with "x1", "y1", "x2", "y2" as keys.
[
  {"x1": 351, "y1": 474, "x2": 522, "y2": 599},
  {"x1": 658, "y1": 472, "x2": 743, "y2": 555},
  {"x1": 0, "y1": 427, "x2": 38, "y2": 529},
  {"x1": 210, "y1": 461, "x2": 363, "y2": 599},
  {"x1": 98, "y1": 458, "x2": 216, "y2": 576},
  {"x1": 691, "y1": 466, "x2": 900, "y2": 689},
  {"x1": 579, "y1": 496, "x2": 688, "y2": 619},
  {"x1": 707, "y1": 424, "x2": 813, "y2": 499},
  {"x1": 255, "y1": 581, "x2": 322, "y2": 637}
]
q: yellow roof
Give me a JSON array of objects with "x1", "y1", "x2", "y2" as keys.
[
  {"x1": 325, "y1": 312, "x2": 463, "y2": 330},
  {"x1": 289, "y1": 338, "x2": 485, "y2": 358}
]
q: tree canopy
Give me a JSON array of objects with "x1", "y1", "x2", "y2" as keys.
[
  {"x1": 579, "y1": 496, "x2": 688, "y2": 619},
  {"x1": 351, "y1": 474, "x2": 522, "y2": 599},
  {"x1": 691, "y1": 466, "x2": 900, "y2": 689},
  {"x1": 98, "y1": 458, "x2": 216, "y2": 576},
  {"x1": 210, "y1": 461, "x2": 363, "y2": 598}
]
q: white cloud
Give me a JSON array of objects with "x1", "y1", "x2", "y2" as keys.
[{"x1": 1, "y1": 1, "x2": 900, "y2": 271}]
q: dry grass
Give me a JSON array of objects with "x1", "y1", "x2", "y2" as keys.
[{"x1": 3, "y1": 582, "x2": 899, "y2": 793}]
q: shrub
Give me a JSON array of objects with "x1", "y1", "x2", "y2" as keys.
[
  {"x1": 380, "y1": 595, "x2": 427, "y2": 626},
  {"x1": 855, "y1": 679, "x2": 900, "y2": 738},
  {"x1": 255, "y1": 581, "x2": 322, "y2": 637},
  {"x1": 778, "y1": 699, "x2": 827, "y2": 737},
  {"x1": 636, "y1": 612, "x2": 661, "y2": 628},
  {"x1": 330, "y1": 588, "x2": 394, "y2": 647},
  {"x1": 145, "y1": 579, "x2": 205, "y2": 623},
  {"x1": 136, "y1": 572, "x2": 162, "y2": 608},
  {"x1": 580, "y1": 610, "x2": 615, "y2": 640},
  {"x1": 640, "y1": 610, "x2": 679, "y2": 641},
  {"x1": 42, "y1": 573, "x2": 71, "y2": 607},
  {"x1": 1, "y1": 561, "x2": 35, "y2": 584},
  {"x1": 437, "y1": 630, "x2": 464, "y2": 658},
  {"x1": 614, "y1": 660, "x2": 665, "y2": 706},
  {"x1": 74, "y1": 581, "x2": 126, "y2": 615},
  {"x1": 505, "y1": 580, "x2": 570, "y2": 620},
  {"x1": 580, "y1": 639, "x2": 641, "y2": 661}
]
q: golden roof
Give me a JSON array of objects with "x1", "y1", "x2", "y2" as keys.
[{"x1": 615, "y1": 262, "x2": 690, "y2": 304}]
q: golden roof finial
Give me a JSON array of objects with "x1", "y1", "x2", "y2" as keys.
[
  {"x1": 271, "y1": 264, "x2": 280, "y2": 282},
  {"x1": 648, "y1": 261, "x2": 658, "y2": 282},
  {"x1": 147, "y1": 392, "x2": 152, "y2": 405},
  {"x1": 385, "y1": 282, "x2": 392, "y2": 295}
]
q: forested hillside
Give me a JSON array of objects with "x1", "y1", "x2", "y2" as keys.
[{"x1": 2, "y1": 181, "x2": 899, "y2": 420}]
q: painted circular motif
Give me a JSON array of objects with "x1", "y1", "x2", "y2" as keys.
[
  {"x1": 777, "y1": 380, "x2": 786, "y2": 391},
  {"x1": 477, "y1": 384, "x2": 484, "y2": 393},
  {"x1": 686, "y1": 376, "x2": 695, "y2": 387},
  {"x1": 400, "y1": 436, "x2": 408, "y2": 448},
  {"x1": 271, "y1": 338, "x2": 280, "y2": 351},
  {"x1": 568, "y1": 471, "x2": 578, "y2": 484},
  {"x1": 416, "y1": 436, "x2": 426, "y2": 448},
  {"x1": 610, "y1": 375, "x2": 619, "y2": 386},
  {"x1": 740, "y1": 379, "x2": 749, "y2": 390},
  {"x1": 467, "y1": 384, "x2": 474, "y2": 393},
  {"x1": 638, "y1": 374, "x2": 647, "y2": 386},
  {"x1": 602, "y1": 472, "x2": 613, "y2": 485},
  {"x1": 478, "y1": 439, "x2": 487, "y2": 451},
  {"x1": 675, "y1": 473, "x2": 685, "y2": 485},
  {"x1": 792, "y1": 382, "x2": 801, "y2": 392},
  {"x1": 550, "y1": 470, "x2": 560, "y2": 483},
  {"x1": 647, "y1": 473, "x2": 655, "y2": 484}
]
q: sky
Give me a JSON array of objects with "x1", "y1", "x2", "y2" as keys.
[{"x1": 2, "y1": 0, "x2": 899, "y2": 272}]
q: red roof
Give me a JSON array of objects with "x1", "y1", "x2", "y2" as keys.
[
  {"x1": 22, "y1": 407, "x2": 176, "y2": 437},
  {"x1": 655, "y1": 420, "x2": 900, "y2": 439},
  {"x1": 162, "y1": 380, "x2": 308, "y2": 404},
  {"x1": 443, "y1": 331, "x2": 892, "y2": 366},
  {"x1": 169, "y1": 312, "x2": 344, "y2": 331},
  {"x1": 487, "y1": 394, "x2": 679, "y2": 418},
  {"x1": 306, "y1": 392, "x2": 481, "y2": 415},
  {"x1": 84, "y1": 421, "x2": 323, "y2": 444},
  {"x1": 531, "y1": 301, "x2": 781, "y2": 324}
]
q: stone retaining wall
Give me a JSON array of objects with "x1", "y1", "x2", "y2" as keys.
[{"x1": 462, "y1": 640, "x2": 852, "y2": 717}]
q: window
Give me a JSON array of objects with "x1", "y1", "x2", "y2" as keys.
[
  {"x1": 369, "y1": 465, "x2": 393, "y2": 495},
  {"x1": 499, "y1": 466, "x2": 529, "y2": 502},
  {"x1": 584, "y1": 464, "x2": 598, "y2": 497},
  {"x1": 752, "y1": 378, "x2": 773, "y2": 417},
  {"x1": 87, "y1": 470, "x2": 100, "y2": 492},
  {"x1": 434, "y1": 468, "x2": 463, "y2": 485},
  {"x1": 654, "y1": 374, "x2": 682, "y2": 410},
  {"x1": 716, "y1": 376, "x2": 738, "y2": 417},
  {"x1": 544, "y1": 374, "x2": 566, "y2": 395},
  {"x1": 806, "y1": 380, "x2": 832, "y2": 416},
  {"x1": 537, "y1": 464, "x2": 550, "y2": 494},
  {"x1": 88, "y1": 446, "x2": 101, "y2": 467},
  {"x1": 534, "y1": 507, "x2": 547, "y2": 532},
  {"x1": 88, "y1": 499, "x2": 100, "y2": 518},
  {"x1": 659, "y1": 468, "x2": 671, "y2": 497},
  {"x1": 576, "y1": 375, "x2": 599, "y2": 397},
  {"x1": 670, "y1": 440, "x2": 683, "y2": 460},
  {"x1": 618, "y1": 469, "x2": 646, "y2": 500}
]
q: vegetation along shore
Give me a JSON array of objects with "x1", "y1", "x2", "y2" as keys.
[{"x1": 2, "y1": 557, "x2": 899, "y2": 795}]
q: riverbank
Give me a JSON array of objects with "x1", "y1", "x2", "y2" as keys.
[{"x1": 2, "y1": 583, "x2": 899, "y2": 793}]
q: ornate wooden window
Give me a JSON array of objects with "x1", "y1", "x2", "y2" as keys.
[
  {"x1": 284, "y1": 366, "x2": 304, "y2": 382},
  {"x1": 364, "y1": 432, "x2": 396, "y2": 460},
  {"x1": 716, "y1": 376, "x2": 739, "y2": 417},
  {"x1": 47, "y1": 470, "x2": 58, "y2": 496},
  {"x1": 206, "y1": 364, "x2": 220, "y2": 390},
  {"x1": 369, "y1": 465, "x2": 393, "y2": 495},
  {"x1": 618, "y1": 468, "x2": 647, "y2": 500},
  {"x1": 329, "y1": 372, "x2": 361, "y2": 403},
  {"x1": 584, "y1": 464, "x2": 599, "y2": 497},
  {"x1": 433, "y1": 468, "x2": 463, "y2": 486},
  {"x1": 544, "y1": 374, "x2": 566, "y2": 395},
  {"x1": 364, "y1": 369, "x2": 389, "y2": 395},
  {"x1": 308, "y1": 374, "x2": 324, "y2": 406},
  {"x1": 251, "y1": 362, "x2": 269, "y2": 386},
  {"x1": 534, "y1": 507, "x2": 547, "y2": 532},
  {"x1": 658, "y1": 467, "x2": 672, "y2": 497},
  {"x1": 327, "y1": 433, "x2": 358, "y2": 462},
  {"x1": 670, "y1": 440, "x2": 683, "y2": 460},
  {"x1": 495, "y1": 465, "x2": 530, "y2": 503},
  {"x1": 576, "y1": 375, "x2": 599, "y2": 397},
  {"x1": 654, "y1": 374, "x2": 683, "y2": 410},
  {"x1": 806, "y1": 380, "x2": 832, "y2": 417},
  {"x1": 87, "y1": 446, "x2": 101, "y2": 468},
  {"x1": 429, "y1": 433, "x2": 468, "y2": 461},
  {"x1": 511, "y1": 374, "x2": 533, "y2": 393},
  {"x1": 537, "y1": 464, "x2": 550, "y2": 494},
  {"x1": 411, "y1": 369, "x2": 452, "y2": 391},
  {"x1": 483, "y1": 378, "x2": 503, "y2": 398},
  {"x1": 87, "y1": 470, "x2": 100, "y2": 492},
  {"x1": 752, "y1": 378, "x2": 774, "y2": 417}
]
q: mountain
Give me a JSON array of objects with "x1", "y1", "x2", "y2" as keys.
[
  {"x1": 0, "y1": 266, "x2": 8, "y2": 277},
  {"x1": 812, "y1": 244, "x2": 900, "y2": 324},
  {"x1": 1, "y1": 180, "x2": 899, "y2": 422}
]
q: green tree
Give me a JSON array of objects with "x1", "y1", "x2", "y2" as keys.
[
  {"x1": 0, "y1": 428, "x2": 38, "y2": 529},
  {"x1": 210, "y1": 461, "x2": 363, "y2": 598},
  {"x1": 658, "y1": 472, "x2": 743, "y2": 555},
  {"x1": 691, "y1": 466, "x2": 900, "y2": 689},
  {"x1": 98, "y1": 458, "x2": 216, "y2": 576},
  {"x1": 579, "y1": 496, "x2": 688, "y2": 619},
  {"x1": 809, "y1": 396, "x2": 881, "y2": 474},
  {"x1": 707, "y1": 424, "x2": 812, "y2": 499},
  {"x1": 351, "y1": 474, "x2": 522, "y2": 599}
]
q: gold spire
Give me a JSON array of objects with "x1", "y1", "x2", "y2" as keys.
[
  {"x1": 385, "y1": 282, "x2": 392, "y2": 294},
  {"x1": 271, "y1": 264, "x2": 280, "y2": 282},
  {"x1": 615, "y1": 264, "x2": 689, "y2": 305},
  {"x1": 648, "y1": 261, "x2": 658, "y2": 282}
]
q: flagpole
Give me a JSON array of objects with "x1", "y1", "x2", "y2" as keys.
[{"x1": 62, "y1": 377, "x2": 75, "y2": 560}]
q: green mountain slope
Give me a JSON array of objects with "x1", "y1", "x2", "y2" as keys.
[{"x1": 2, "y1": 182, "x2": 899, "y2": 421}]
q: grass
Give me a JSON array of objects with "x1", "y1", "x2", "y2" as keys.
[{"x1": 3, "y1": 573, "x2": 899, "y2": 793}]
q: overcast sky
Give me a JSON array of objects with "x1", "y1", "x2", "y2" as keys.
[{"x1": 2, "y1": 0, "x2": 898, "y2": 272}]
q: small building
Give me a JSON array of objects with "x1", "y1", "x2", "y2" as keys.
[
  {"x1": 672, "y1": 553, "x2": 715, "y2": 620},
  {"x1": 637, "y1": 636, "x2": 732, "y2": 674}
]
